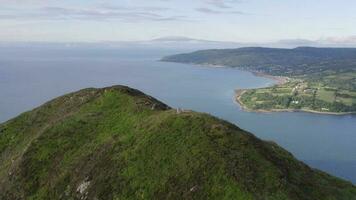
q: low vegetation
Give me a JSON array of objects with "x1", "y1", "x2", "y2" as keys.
[{"x1": 0, "y1": 85, "x2": 355, "y2": 199}]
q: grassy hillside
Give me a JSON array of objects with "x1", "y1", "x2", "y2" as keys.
[
  {"x1": 162, "y1": 47, "x2": 356, "y2": 113},
  {"x1": 0, "y1": 85, "x2": 355, "y2": 199}
]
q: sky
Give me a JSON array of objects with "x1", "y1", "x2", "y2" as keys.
[{"x1": 1, "y1": 0, "x2": 356, "y2": 43}]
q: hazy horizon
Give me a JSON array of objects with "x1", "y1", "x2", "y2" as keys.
[{"x1": 2, "y1": 37, "x2": 356, "y2": 49}]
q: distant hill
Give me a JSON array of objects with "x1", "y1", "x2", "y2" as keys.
[
  {"x1": 162, "y1": 47, "x2": 356, "y2": 76},
  {"x1": 151, "y1": 36, "x2": 213, "y2": 42},
  {"x1": 133, "y1": 36, "x2": 245, "y2": 50},
  {"x1": 0, "y1": 85, "x2": 355, "y2": 199}
]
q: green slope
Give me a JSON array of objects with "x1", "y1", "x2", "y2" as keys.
[{"x1": 0, "y1": 85, "x2": 355, "y2": 200}]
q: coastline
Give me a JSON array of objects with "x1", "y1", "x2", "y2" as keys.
[
  {"x1": 232, "y1": 68, "x2": 356, "y2": 116},
  {"x1": 235, "y1": 89, "x2": 356, "y2": 116},
  {"x1": 165, "y1": 61, "x2": 290, "y2": 85},
  {"x1": 250, "y1": 71, "x2": 289, "y2": 85},
  {"x1": 162, "y1": 60, "x2": 355, "y2": 116}
]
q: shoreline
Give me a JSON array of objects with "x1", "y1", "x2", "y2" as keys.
[
  {"x1": 163, "y1": 60, "x2": 355, "y2": 116},
  {"x1": 161, "y1": 61, "x2": 289, "y2": 85},
  {"x1": 230, "y1": 68, "x2": 355, "y2": 116},
  {"x1": 235, "y1": 89, "x2": 356, "y2": 116},
  {"x1": 250, "y1": 71, "x2": 290, "y2": 85}
]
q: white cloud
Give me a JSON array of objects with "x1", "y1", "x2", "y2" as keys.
[
  {"x1": 196, "y1": 7, "x2": 248, "y2": 15},
  {"x1": 0, "y1": 5, "x2": 187, "y2": 22},
  {"x1": 204, "y1": 0, "x2": 242, "y2": 9},
  {"x1": 321, "y1": 36, "x2": 356, "y2": 44}
]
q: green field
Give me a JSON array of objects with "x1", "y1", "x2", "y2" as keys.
[{"x1": 239, "y1": 76, "x2": 356, "y2": 113}]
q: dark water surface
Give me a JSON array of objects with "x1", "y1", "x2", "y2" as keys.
[{"x1": 0, "y1": 46, "x2": 355, "y2": 183}]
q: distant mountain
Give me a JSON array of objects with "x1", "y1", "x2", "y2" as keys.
[
  {"x1": 0, "y1": 85, "x2": 355, "y2": 199},
  {"x1": 2, "y1": 36, "x2": 356, "y2": 50},
  {"x1": 162, "y1": 47, "x2": 356, "y2": 76},
  {"x1": 96, "y1": 36, "x2": 356, "y2": 48},
  {"x1": 135, "y1": 36, "x2": 246, "y2": 50},
  {"x1": 272, "y1": 39, "x2": 320, "y2": 48},
  {"x1": 151, "y1": 36, "x2": 208, "y2": 42}
]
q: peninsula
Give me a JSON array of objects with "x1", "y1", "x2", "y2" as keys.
[{"x1": 162, "y1": 47, "x2": 356, "y2": 114}]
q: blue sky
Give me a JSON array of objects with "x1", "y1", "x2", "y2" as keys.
[{"x1": 1, "y1": 0, "x2": 356, "y2": 43}]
